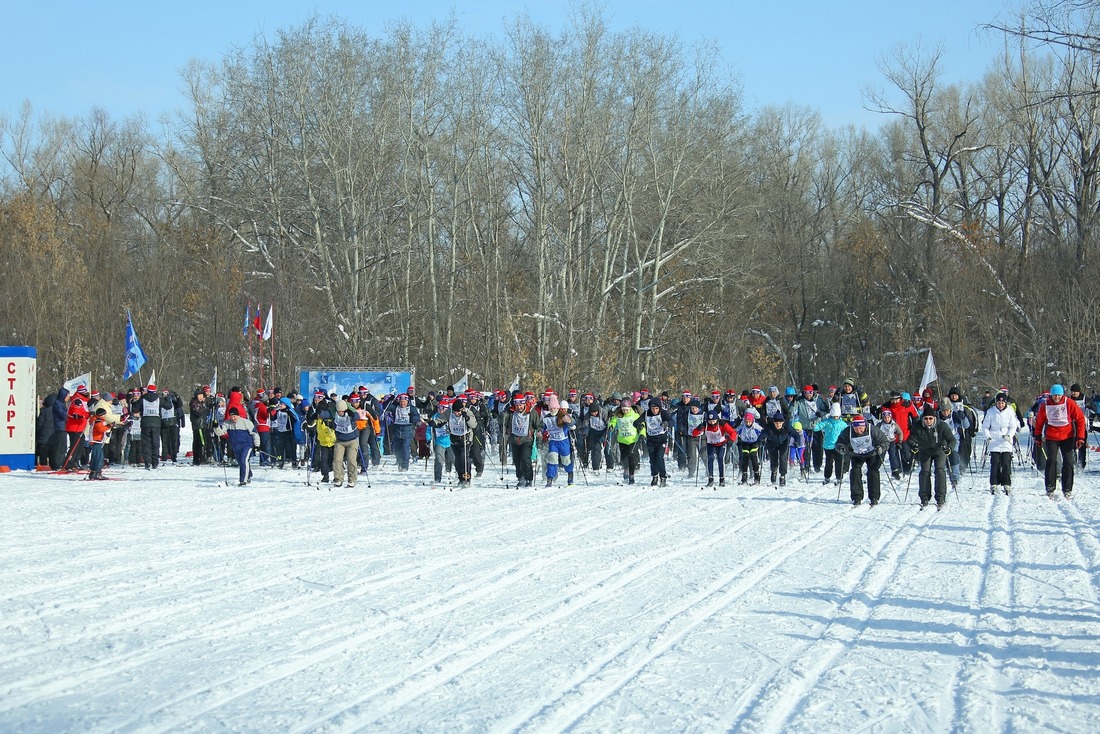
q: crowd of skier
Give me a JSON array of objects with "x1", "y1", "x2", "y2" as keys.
[{"x1": 36, "y1": 378, "x2": 1100, "y2": 508}]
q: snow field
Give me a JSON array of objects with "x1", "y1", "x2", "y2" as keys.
[{"x1": 2, "y1": 448, "x2": 1099, "y2": 733}]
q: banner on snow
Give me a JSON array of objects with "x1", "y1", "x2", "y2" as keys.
[{"x1": 298, "y1": 368, "x2": 413, "y2": 401}]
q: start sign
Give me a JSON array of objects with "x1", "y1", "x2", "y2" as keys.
[{"x1": 0, "y1": 346, "x2": 36, "y2": 470}]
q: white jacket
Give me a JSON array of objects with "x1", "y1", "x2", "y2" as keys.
[{"x1": 982, "y1": 406, "x2": 1022, "y2": 453}]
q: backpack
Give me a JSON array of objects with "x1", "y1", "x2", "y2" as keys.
[{"x1": 964, "y1": 404, "x2": 979, "y2": 437}]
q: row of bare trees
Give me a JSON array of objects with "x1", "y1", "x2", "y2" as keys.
[{"x1": 3, "y1": 5, "x2": 1100, "y2": 401}]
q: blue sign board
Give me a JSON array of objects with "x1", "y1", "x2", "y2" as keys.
[{"x1": 298, "y1": 369, "x2": 413, "y2": 401}]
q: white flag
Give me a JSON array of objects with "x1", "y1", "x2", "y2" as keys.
[
  {"x1": 262, "y1": 305, "x2": 273, "y2": 341},
  {"x1": 63, "y1": 372, "x2": 91, "y2": 395},
  {"x1": 210, "y1": 367, "x2": 218, "y2": 396},
  {"x1": 918, "y1": 350, "x2": 938, "y2": 395},
  {"x1": 147, "y1": 369, "x2": 157, "y2": 390},
  {"x1": 452, "y1": 369, "x2": 469, "y2": 393},
  {"x1": 508, "y1": 374, "x2": 520, "y2": 393}
]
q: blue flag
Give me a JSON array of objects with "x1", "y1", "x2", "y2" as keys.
[
  {"x1": 242, "y1": 303, "x2": 250, "y2": 337},
  {"x1": 123, "y1": 311, "x2": 148, "y2": 381}
]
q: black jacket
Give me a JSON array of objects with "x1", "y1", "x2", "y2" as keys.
[{"x1": 906, "y1": 418, "x2": 957, "y2": 456}]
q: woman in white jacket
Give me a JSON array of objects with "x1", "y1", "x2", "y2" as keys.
[{"x1": 981, "y1": 392, "x2": 1022, "y2": 495}]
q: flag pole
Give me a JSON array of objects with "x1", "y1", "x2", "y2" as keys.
[
  {"x1": 247, "y1": 302, "x2": 254, "y2": 396},
  {"x1": 270, "y1": 304, "x2": 275, "y2": 391}
]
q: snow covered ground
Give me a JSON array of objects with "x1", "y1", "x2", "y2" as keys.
[{"x1": 3, "y1": 429, "x2": 1100, "y2": 733}]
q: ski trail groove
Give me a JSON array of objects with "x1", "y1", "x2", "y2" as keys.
[
  {"x1": 720, "y1": 505, "x2": 936, "y2": 733},
  {"x1": 499, "y1": 514, "x2": 850, "y2": 734},
  {"x1": 95, "y1": 498, "x2": 756, "y2": 734},
  {"x1": 281, "y1": 508, "x2": 795, "y2": 733}
]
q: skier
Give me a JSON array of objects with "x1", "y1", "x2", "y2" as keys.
[
  {"x1": 695, "y1": 411, "x2": 736, "y2": 486},
  {"x1": 505, "y1": 392, "x2": 536, "y2": 487},
  {"x1": 795, "y1": 385, "x2": 829, "y2": 474},
  {"x1": 816, "y1": 403, "x2": 848, "y2": 486},
  {"x1": 305, "y1": 396, "x2": 336, "y2": 483},
  {"x1": 877, "y1": 408, "x2": 904, "y2": 480},
  {"x1": 448, "y1": 396, "x2": 479, "y2": 487},
  {"x1": 681, "y1": 399, "x2": 706, "y2": 479},
  {"x1": 86, "y1": 408, "x2": 112, "y2": 480},
  {"x1": 763, "y1": 412, "x2": 797, "y2": 486},
  {"x1": 835, "y1": 415, "x2": 889, "y2": 506},
  {"x1": 1069, "y1": 383, "x2": 1089, "y2": 469},
  {"x1": 1033, "y1": 383, "x2": 1087, "y2": 499},
  {"x1": 981, "y1": 391, "x2": 1021, "y2": 495},
  {"x1": 139, "y1": 382, "x2": 164, "y2": 470},
  {"x1": 330, "y1": 399, "x2": 361, "y2": 488},
  {"x1": 946, "y1": 386, "x2": 980, "y2": 470},
  {"x1": 907, "y1": 405, "x2": 956, "y2": 510},
  {"x1": 733, "y1": 410, "x2": 763, "y2": 485},
  {"x1": 579, "y1": 393, "x2": 608, "y2": 472},
  {"x1": 937, "y1": 399, "x2": 970, "y2": 488},
  {"x1": 214, "y1": 407, "x2": 260, "y2": 486},
  {"x1": 609, "y1": 397, "x2": 644, "y2": 484},
  {"x1": 643, "y1": 398, "x2": 672, "y2": 486},
  {"x1": 384, "y1": 393, "x2": 420, "y2": 471},
  {"x1": 539, "y1": 399, "x2": 574, "y2": 487},
  {"x1": 63, "y1": 386, "x2": 91, "y2": 469},
  {"x1": 426, "y1": 398, "x2": 456, "y2": 485}
]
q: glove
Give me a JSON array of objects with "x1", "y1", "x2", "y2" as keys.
[
  {"x1": 941, "y1": 446, "x2": 951, "y2": 456},
  {"x1": 1076, "y1": 438, "x2": 1085, "y2": 449}
]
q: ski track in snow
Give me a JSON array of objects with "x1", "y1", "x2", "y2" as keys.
[
  {"x1": 3, "y1": 444, "x2": 1100, "y2": 732},
  {"x1": 715, "y1": 502, "x2": 937, "y2": 733}
]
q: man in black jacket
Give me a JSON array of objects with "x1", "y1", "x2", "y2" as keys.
[{"x1": 907, "y1": 405, "x2": 957, "y2": 510}]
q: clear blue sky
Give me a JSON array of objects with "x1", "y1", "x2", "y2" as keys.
[{"x1": 2, "y1": 0, "x2": 1014, "y2": 131}]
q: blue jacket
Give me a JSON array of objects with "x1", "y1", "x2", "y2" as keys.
[{"x1": 52, "y1": 388, "x2": 70, "y2": 432}]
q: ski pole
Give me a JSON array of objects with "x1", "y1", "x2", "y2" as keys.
[
  {"x1": 305, "y1": 437, "x2": 315, "y2": 487},
  {"x1": 357, "y1": 446, "x2": 370, "y2": 488},
  {"x1": 569, "y1": 429, "x2": 588, "y2": 486}
]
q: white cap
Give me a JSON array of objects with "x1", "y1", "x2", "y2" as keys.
[{"x1": 830, "y1": 403, "x2": 841, "y2": 417}]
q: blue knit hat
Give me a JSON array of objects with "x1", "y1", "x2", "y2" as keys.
[{"x1": 1050, "y1": 384, "x2": 1065, "y2": 396}]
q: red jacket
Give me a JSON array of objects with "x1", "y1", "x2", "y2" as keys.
[
  {"x1": 895, "y1": 403, "x2": 919, "y2": 441},
  {"x1": 1034, "y1": 396, "x2": 1086, "y2": 443},
  {"x1": 695, "y1": 422, "x2": 737, "y2": 446},
  {"x1": 254, "y1": 401, "x2": 270, "y2": 433},
  {"x1": 65, "y1": 397, "x2": 90, "y2": 434}
]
